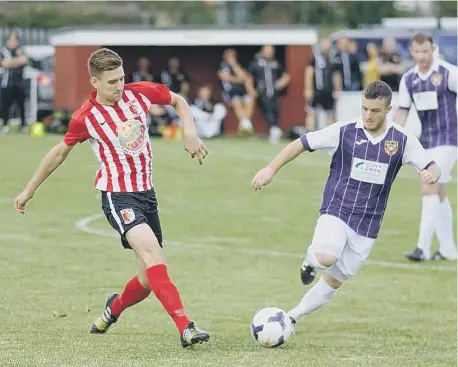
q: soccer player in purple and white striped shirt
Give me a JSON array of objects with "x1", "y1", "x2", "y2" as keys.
[
  {"x1": 251, "y1": 81, "x2": 440, "y2": 324},
  {"x1": 394, "y1": 32, "x2": 457, "y2": 262}
]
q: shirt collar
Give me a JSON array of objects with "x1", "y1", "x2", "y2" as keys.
[{"x1": 414, "y1": 59, "x2": 440, "y2": 79}]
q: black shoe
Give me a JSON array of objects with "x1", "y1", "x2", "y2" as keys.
[
  {"x1": 405, "y1": 248, "x2": 429, "y2": 262},
  {"x1": 180, "y1": 322, "x2": 210, "y2": 348},
  {"x1": 300, "y1": 262, "x2": 317, "y2": 285},
  {"x1": 90, "y1": 293, "x2": 119, "y2": 334}
]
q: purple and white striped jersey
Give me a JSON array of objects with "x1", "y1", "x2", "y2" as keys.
[
  {"x1": 398, "y1": 59, "x2": 457, "y2": 149},
  {"x1": 301, "y1": 119, "x2": 434, "y2": 239}
]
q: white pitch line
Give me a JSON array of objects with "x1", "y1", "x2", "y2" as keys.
[
  {"x1": 0, "y1": 234, "x2": 36, "y2": 242},
  {"x1": 75, "y1": 215, "x2": 456, "y2": 273}
]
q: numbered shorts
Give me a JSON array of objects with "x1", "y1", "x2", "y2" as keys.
[
  {"x1": 101, "y1": 189, "x2": 163, "y2": 249},
  {"x1": 308, "y1": 214, "x2": 375, "y2": 283},
  {"x1": 426, "y1": 145, "x2": 457, "y2": 184}
]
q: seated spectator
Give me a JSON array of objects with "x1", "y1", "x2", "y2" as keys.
[
  {"x1": 191, "y1": 85, "x2": 227, "y2": 139},
  {"x1": 217, "y1": 48, "x2": 255, "y2": 135},
  {"x1": 129, "y1": 56, "x2": 155, "y2": 83},
  {"x1": 379, "y1": 37, "x2": 404, "y2": 91},
  {"x1": 148, "y1": 104, "x2": 178, "y2": 137},
  {"x1": 363, "y1": 43, "x2": 381, "y2": 87}
]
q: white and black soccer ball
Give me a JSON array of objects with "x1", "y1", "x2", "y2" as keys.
[{"x1": 250, "y1": 307, "x2": 294, "y2": 348}]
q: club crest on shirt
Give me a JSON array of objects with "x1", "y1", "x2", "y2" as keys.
[
  {"x1": 120, "y1": 208, "x2": 135, "y2": 225},
  {"x1": 384, "y1": 140, "x2": 399, "y2": 156},
  {"x1": 117, "y1": 118, "x2": 146, "y2": 156},
  {"x1": 126, "y1": 99, "x2": 141, "y2": 116},
  {"x1": 431, "y1": 72, "x2": 443, "y2": 87}
]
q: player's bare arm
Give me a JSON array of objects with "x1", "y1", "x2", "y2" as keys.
[
  {"x1": 168, "y1": 92, "x2": 208, "y2": 165},
  {"x1": 0, "y1": 49, "x2": 28, "y2": 68},
  {"x1": 420, "y1": 163, "x2": 441, "y2": 185},
  {"x1": 14, "y1": 141, "x2": 74, "y2": 214},
  {"x1": 251, "y1": 139, "x2": 305, "y2": 191},
  {"x1": 394, "y1": 109, "x2": 408, "y2": 126}
]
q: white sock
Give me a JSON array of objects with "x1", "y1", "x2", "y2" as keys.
[
  {"x1": 417, "y1": 194, "x2": 441, "y2": 258},
  {"x1": 436, "y1": 198, "x2": 457, "y2": 259},
  {"x1": 288, "y1": 277, "x2": 337, "y2": 321}
]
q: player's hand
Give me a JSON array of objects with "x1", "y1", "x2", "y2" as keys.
[
  {"x1": 419, "y1": 169, "x2": 437, "y2": 185},
  {"x1": 251, "y1": 167, "x2": 276, "y2": 191},
  {"x1": 183, "y1": 132, "x2": 208, "y2": 165},
  {"x1": 14, "y1": 190, "x2": 34, "y2": 214}
]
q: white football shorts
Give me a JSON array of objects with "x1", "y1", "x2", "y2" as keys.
[
  {"x1": 308, "y1": 214, "x2": 375, "y2": 283},
  {"x1": 426, "y1": 145, "x2": 457, "y2": 184}
]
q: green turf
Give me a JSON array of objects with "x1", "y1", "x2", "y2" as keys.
[{"x1": 0, "y1": 135, "x2": 456, "y2": 367}]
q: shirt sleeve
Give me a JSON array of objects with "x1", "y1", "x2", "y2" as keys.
[
  {"x1": 128, "y1": 81, "x2": 172, "y2": 105},
  {"x1": 300, "y1": 122, "x2": 342, "y2": 155},
  {"x1": 63, "y1": 117, "x2": 90, "y2": 146},
  {"x1": 447, "y1": 65, "x2": 457, "y2": 93},
  {"x1": 398, "y1": 74, "x2": 412, "y2": 109},
  {"x1": 402, "y1": 132, "x2": 435, "y2": 172}
]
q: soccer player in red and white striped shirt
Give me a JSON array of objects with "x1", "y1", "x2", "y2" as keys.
[{"x1": 14, "y1": 48, "x2": 210, "y2": 348}]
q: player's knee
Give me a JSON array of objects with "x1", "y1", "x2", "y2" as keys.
[{"x1": 307, "y1": 249, "x2": 337, "y2": 269}]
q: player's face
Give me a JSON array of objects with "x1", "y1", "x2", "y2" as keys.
[
  {"x1": 361, "y1": 97, "x2": 391, "y2": 133},
  {"x1": 410, "y1": 41, "x2": 434, "y2": 70},
  {"x1": 91, "y1": 67, "x2": 125, "y2": 104}
]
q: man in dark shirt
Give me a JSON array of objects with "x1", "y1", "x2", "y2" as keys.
[
  {"x1": 129, "y1": 56, "x2": 155, "y2": 83},
  {"x1": 331, "y1": 37, "x2": 362, "y2": 92},
  {"x1": 248, "y1": 45, "x2": 290, "y2": 143},
  {"x1": 0, "y1": 32, "x2": 29, "y2": 134},
  {"x1": 379, "y1": 37, "x2": 404, "y2": 92},
  {"x1": 304, "y1": 38, "x2": 340, "y2": 131}
]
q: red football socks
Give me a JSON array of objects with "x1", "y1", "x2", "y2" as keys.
[
  {"x1": 110, "y1": 276, "x2": 150, "y2": 318},
  {"x1": 146, "y1": 264, "x2": 190, "y2": 333}
]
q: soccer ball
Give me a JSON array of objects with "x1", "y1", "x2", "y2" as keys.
[{"x1": 250, "y1": 307, "x2": 294, "y2": 348}]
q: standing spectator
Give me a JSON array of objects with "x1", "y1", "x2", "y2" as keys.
[
  {"x1": 0, "y1": 32, "x2": 29, "y2": 134},
  {"x1": 363, "y1": 43, "x2": 381, "y2": 87},
  {"x1": 129, "y1": 56, "x2": 155, "y2": 83},
  {"x1": 379, "y1": 37, "x2": 404, "y2": 92},
  {"x1": 248, "y1": 45, "x2": 290, "y2": 143},
  {"x1": 331, "y1": 37, "x2": 362, "y2": 91},
  {"x1": 217, "y1": 48, "x2": 255, "y2": 135},
  {"x1": 191, "y1": 85, "x2": 227, "y2": 139},
  {"x1": 304, "y1": 38, "x2": 339, "y2": 131}
]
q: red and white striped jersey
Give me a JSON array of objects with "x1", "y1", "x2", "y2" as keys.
[{"x1": 63, "y1": 82, "x2": 171, "y2": 192}]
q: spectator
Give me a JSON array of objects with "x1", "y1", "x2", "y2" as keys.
[
  {"x1": 129, "y1": 56, "x2": 155, "y2": 83},
  {"x1": 363, "y1": 43, "x2": 381, "y2": 87},
  {"x1": 248, "y1": 45, "x2": 290, "y2": 143},
  {"x1": 148, "y1": 104, "x2": 177, "y2": 137},
  {"x1": 217, "y1": 48, "x2": 255, "y2": 135},
  {"x1": 304, "y1": 38, "x2": 339, "y2": 131},
  {"x1": 379, "y1": 37, "x2": 404, "y2": 91},
  {"x1": 191, "y1": 85, "x2": 227, "y2": 139},
  {"x1": 331, "y1": 37, "x2": 362, "y2": 91},
  {"x1": 0, "y1": 32, "x2": 29, "y2": 134},
  {"x1": 159, "y1": 57, "x2": 189, "y2": 94}
]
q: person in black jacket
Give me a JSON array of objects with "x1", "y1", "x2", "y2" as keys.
[
  {"x1": 248, "y1": 45, "x2": 290, "y2": 143},
  {"x1": 0, "y1": 32, "x2": 29, "y2": 134}
]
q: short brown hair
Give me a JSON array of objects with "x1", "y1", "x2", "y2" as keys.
[
  {"x1": 410, "y1": 32, "x2": 433, "y2": 46},
  {"x1": 363, "y1": 80, "x2": 392, "y2": 106},
  {"x1": 88, "y1": 48, "x2": 123, "y2": 77}
]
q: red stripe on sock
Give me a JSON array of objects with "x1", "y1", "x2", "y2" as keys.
[{"x1": 146, "y1": 264, "x2": 190, "y2": 333}]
